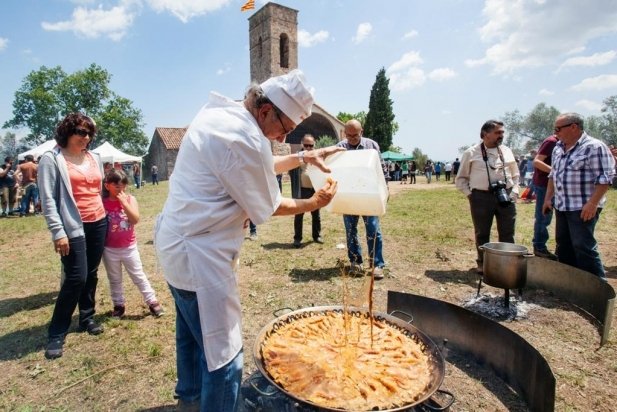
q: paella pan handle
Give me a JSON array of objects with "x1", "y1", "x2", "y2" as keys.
[
  {"x1": 389, "y1": 309, "x2": 414, "y2": 324},
  {"x1": 248, "y1": 373, "x2": 279, "y2": 397},
  {"x1": 421, "y1": 389, "x2": 455, "y2": 411}
]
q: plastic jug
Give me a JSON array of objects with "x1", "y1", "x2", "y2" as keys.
[{"x1": 306, "y1": 149, "x2": 388, "y2": 216}]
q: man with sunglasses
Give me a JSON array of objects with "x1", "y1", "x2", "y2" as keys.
[
  {"x1": 542, "y1": 113, "x2": 615, "y2": 279},
  {"x1": 155, "y1": 70, "x2": 342, "y2": 411},
  {"x1": 455, "y1": 120, "x2": 519, "y2": 275},
  {"x1": 290, "y1": 134, "x2": 323, "y2": 248}
]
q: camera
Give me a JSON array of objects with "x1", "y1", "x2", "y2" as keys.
[{"x1": 489, "y1": 181, "x2": 512, "y2": 206}]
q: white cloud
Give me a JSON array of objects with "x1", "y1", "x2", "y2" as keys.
[
  {"x1": 0, "y1": 38, "x2": 8, "y2": 52},
  {"x1": 559, "y1": 50, "x2": 616, "y2": 70},
  {"x1": 352, "y1": 22, "x2": 372, "y2": 44},
  {"x1": 146, "y1": 0, "x2": 231, "y2": 23},
  {"x1": 470, "y1": 0, "x2": 617, "y2": 74},
  {"x1": 570, "y1": 74, "x2": 617, "y2": 92},
  {"x1": 539, "y1": 88, "x2": 554, "y2": 96},
  {"x1": 575, "y1": 99, "x2": 603, "y2": 112},
  {"x1": 389, "y1": 67, "x2": 426, "y2": 92},
  {"x1": 298, "y1": 29, "x2": 329, "y2": 47},
  {"x1": 386, "y1": 51, "x2": 423, "y2": 73},
  {"x1": 428, "y1": 68, "x2": 457, "y2": 81},
  {"x1": 216, "y1": 65, "x2": 231, "y2": 75},
  {"x1": 41, "y1": 2, "x2": 138, "y2": 41},
  {"x1": 402, "y1": 30, "x2": 418, "y2": 40}
]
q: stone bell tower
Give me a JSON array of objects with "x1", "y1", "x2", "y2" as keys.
[{"x1": 248, "y1": 3, "x2": 298, "y2": 84}]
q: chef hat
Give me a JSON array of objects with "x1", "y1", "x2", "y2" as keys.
[{"x1": 260, "y1": 69, "x2": 315, "y2": 125}]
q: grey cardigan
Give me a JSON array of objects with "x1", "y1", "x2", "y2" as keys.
[{"x1": 38, "y1": 146, "x2": 104, "y2": 241}]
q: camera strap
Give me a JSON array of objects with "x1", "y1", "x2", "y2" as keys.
[{"x1": 480, "y1": 143, "x2": 507, "y2": 188}]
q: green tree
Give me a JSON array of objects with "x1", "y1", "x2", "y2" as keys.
[
  {"x1": 336, "y1": 111, "x2": 367, "y2": 126},
  {"x1": 502, "y1": 103, "x2": 559, "y2": 154},
  {"x1": 4, "y1": 64, "x2": 147, "y2": 154},
  {"x1": 0, "y1": 132, "x2": 28, "y2": 161},
  {"x1": 387, "y1": 145, "x2": 403, "y2": 153},
  {"x1": 363, "y1": 68, "x2": 397, "y2": 149},
  {"x1": 411, "y1": 147, "x2": 428, "y2": 171},
  {"x1": 315, "y1": 135, "x2": 337, "y2": 148},
  {"x1": 599, "y1": 95, "x2": 617, "y2": 146}
]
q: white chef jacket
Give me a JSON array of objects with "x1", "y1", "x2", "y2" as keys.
[{"x1": 155, "y1": 92, "x2": 282, "y2": 371}]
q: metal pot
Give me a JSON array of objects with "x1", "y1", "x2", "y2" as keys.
[
  {"x1": 480, "y1": 242, "x2": 534, "y2": 289},
  {"x1": 252, "y1": 306, "x2": 451, "y2": 411}
]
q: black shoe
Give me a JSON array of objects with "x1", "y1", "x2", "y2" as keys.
[
  {"x1": 313, "y1": 236, "x2": 324, "y2": 244},
  {"x1": 293, "y1": 240, "x2": 301, "y2": 248},
  {"x1": 79, "y1": 320, "x2": 103, "y2": 335},
  {"x1": 45, "y1": 339, "x2": 64, "y2": 359},
  {"x1": 534, "y1": 248, "x2": 558, "y2": 260}
]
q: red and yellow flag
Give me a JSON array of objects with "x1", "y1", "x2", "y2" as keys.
[{"x1": 240, "y1": 0, "x2": 255, "y2": 12}]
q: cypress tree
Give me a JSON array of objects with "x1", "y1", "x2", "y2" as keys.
[{"x1": 363, "y1": 68, "x2": 395, "y2": 149}]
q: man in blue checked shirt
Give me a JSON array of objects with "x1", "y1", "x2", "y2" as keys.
[{"x1": 542, "y1": 113, "x2": 615, "y2": 279}]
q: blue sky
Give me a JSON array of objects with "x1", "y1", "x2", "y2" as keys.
[{"x1": 1, "y1": 0, "x2": 617, "y2": 161}]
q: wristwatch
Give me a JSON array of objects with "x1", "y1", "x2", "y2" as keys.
[{"x1": 297, "y1": 150, "x2": 306, "y2": 164}]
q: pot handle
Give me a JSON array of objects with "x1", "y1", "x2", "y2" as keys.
[
  {"x1": 523, "y1": 253, "x2": 535, "y2": 258},
  {"x1": 421, "y1": 389, "x2": 455, "y2": 411},
  {"x1": 248, "y1": 374, "x2": 279, "y2": 397},
  {"x1": 389, "y1": 309, "x2": 414, "y2": 324}
]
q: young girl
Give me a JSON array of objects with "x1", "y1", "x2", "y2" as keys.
[{"x1": 102, "y1": 169, "x2": 163, "y2": 318}]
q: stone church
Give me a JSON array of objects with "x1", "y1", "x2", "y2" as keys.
[{"x1": 145, "y1": 2, "x2": 344, "y2": 180}]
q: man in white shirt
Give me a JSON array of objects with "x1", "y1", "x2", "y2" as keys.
[
  {"x1": 155, "y1": 70, "x2": 342, "y2": 411},
  {"x1": 455, "y1": 120, "x2": 520, "y2": 273}
]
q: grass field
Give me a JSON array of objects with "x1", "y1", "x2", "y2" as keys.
[{"x1": 1, "y1": 178, "x2": 616, "y2": 411}]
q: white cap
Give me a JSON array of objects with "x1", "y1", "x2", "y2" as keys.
[{"x1": 260, "y1": 69, "x2": 315, "y2": 125}]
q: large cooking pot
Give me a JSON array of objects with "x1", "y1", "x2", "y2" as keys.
[
  {"x1": 480, "y1": 242, "x2": 534, "y2": 289},
  {"x1": 252, "y1": 306, "x2": 451, "y2": 411}
]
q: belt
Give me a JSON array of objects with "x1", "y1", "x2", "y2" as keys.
[{"x1": 471, "y1": 188, "x2": 491, "y2": 193}]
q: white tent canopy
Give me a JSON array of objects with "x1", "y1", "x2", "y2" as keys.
[
  {"x1": 92, "y1": 142, "x2": 142, "y2": 164},
  {"x1": 18, "y1": 139, "x2": 58, "y2": 160}
]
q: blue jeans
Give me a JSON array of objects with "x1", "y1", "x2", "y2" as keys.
[
  {"x1": 343, "y1": 215, "x2": 385, "y2": 268},
  {"x1": 555, "y1": 209, "x2": 605, "y2": 278},
  {"x1": 249, "y1": 221, "x2": 257, "y2": 235},
  {"x1": 134, "y1": 175, "x2": 141, "y2": 188},
  {"x1": 532, "y1": 185, "x2": 552, "y2": 251},
  {"x1": 168, "y1": 285, "x2": 243, "y2": 412},
  {"x1": 20, "y1": 183, "x2": 39, "y2": 215},
  {"x1": 49, "y1": 217, "x2": 107, "y2": 340}
]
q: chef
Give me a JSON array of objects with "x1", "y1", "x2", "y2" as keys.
[{"x1": 155, "y1": 69, "x2": 342, "y2": 411}]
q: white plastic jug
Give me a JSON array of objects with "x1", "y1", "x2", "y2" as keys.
[{"x1": 306, "y1": 149, "x2": 388, "y2": 216}]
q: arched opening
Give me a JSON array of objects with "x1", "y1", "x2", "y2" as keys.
[{"x1": 279, "y1": 33, "x2": 289, "y2": 68}]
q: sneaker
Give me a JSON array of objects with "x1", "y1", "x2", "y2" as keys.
[
  {"x1": 313, "y1": 236, "x2": 324, "y2": 244},
  {"x1": 371, "y1": 266, "x2": 384, "y2": 280},
  {"x1": 534, "y1": 248, "x2": 558, "y2": 260},
  {"x1": 45, "y1": 339, "x2": 64, "y2": 360},
  {"x1": 149, "y1": 301, "x2": 164, "y2": 317},
  {"x1": 349, "y1": 262, "x2": 364, "y2": 277},
  {"x1": 249, "y1": 232, "x2": 258, "y2": 241},
  {"x1": 111, "y1": 305, "x2": 125, "y2": 318},
  {"x1": 78, "y1": 320, "x2": 104, "y2": 335}
]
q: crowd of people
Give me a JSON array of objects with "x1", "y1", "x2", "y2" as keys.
[
  {"x1": 3, "y1": 68, "x2": 617, "y2": 412},
  {"x1": 0, "y1": 154, "x2": 41, "y2": 217}
]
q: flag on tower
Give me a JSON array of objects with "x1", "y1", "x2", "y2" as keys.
[{"x1": 241, "y1": 0, "x2": 255, "y2": 12}]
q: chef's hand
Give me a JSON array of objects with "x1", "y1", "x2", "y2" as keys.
[
  {"x1": 54, "y1": 237, "x2": 70, "y2": 256},
  {"x1": 303, "y1": 146, "x2": 346, "y2": 173},
  {"x1": 313, "y1": 178, "x2": 338, "y2": 208}
]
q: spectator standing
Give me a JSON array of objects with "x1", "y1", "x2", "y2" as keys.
[
  {"x1": 543, "y1": 113, "x2": 615, "y2": 279},
  {"x1": 290, "y1": 134, "x2": 322, "y2": 248},
  {"x1": 434, "y1": 162, "x2": 442, "y2": 181},
  {"x1": 154, "y1": 70, "x2": 340, "y2": 411},
  {"x1": 409, "y1": 160, "x2": 417, "y2": 184},
  {"x1": 452, "y1": 157, "x2": 461, "y2": 178},
  {"x1": 0, "y1": 156, "x2": 18, "y2": 216},
  {"x1": 18, "y1": 155, "x2": 38, "y2": 216},
  {"x1": 38, "y1": 113, "x2": 107, "y2": 359},
  {"x1": 444, "y1": 162, "x2": 452, "y2": 181},
  {"x1": 336, "y1": 119, "x2": 386, "y2": 280},
  {"x1": 132, "y1": 162, "x2": 141, "y2": 188},
  {"x1": 455, "y1": 120, "x2": 519, "y2": 273},
  {"x1": 401, "y1": 160, "x2": 409, "y2": 184},
  {"x1": 531, "y1": 135, "x2": 558, "y2": 259},
  {"x1": 151, "y1": 164, "x2": 159, "y2": 185},
  {"x1": 102, "y1": 169, "x2": 164, "y2": 318},
  {"x1": 424, "y1": 160, "x2": 434, "y2": 183}
]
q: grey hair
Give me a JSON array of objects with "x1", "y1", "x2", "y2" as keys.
[
  {"x1": 558, "y1": 112, "x2": 584, "y2": 130},
  {"x1": 244, "y1": 83, "x2": 274, "y2": 110}
]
